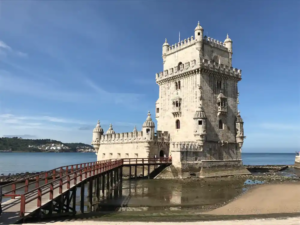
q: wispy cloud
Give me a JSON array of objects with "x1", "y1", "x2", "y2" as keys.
[
  {"x1": 0, "y1": 39, "x2": 27, "y2": 58},
  {"x1": 0, "y1": 114, "x2": 87, "y2": 125}
]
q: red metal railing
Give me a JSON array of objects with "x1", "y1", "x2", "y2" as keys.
[
  {"x1": 1, "y1": 160, "x2": 113, "y2": 197},
  {"x1": 1, "y1": 158, "x2": 172, "y2": 217}
]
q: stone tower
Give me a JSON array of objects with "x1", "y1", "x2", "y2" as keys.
[{"x1": 155, "y1": 22, "x2": 246, "y2": 177}]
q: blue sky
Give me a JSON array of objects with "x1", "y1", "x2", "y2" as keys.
[{"x1": 0, "y1": 0, "x2": 299, "y2": 152}]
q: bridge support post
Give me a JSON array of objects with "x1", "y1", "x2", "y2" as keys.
[
  {"x1": 96, "y1": 176, "x2": 100, "y2": 202},
  {"x1": 148, "y1": 164, "x2": 150, "y2": 179},
  {"x1": 135, "y1": 165, "x2": 137, "y2": 179},
  {"x1": 88, "y1": 179, "x2": 93, "y2": 212},
  {"x1": 80, "y1": 182, "x2": 85, "y2": 214},
  {"x1": 129, "y1": 166, "x2": 131, "y2": 179},
  {"x1": 72, "y1": 187, "x2": 77, "y2": 215},
  {"x1": 102, "y1": 174, "x2": 105, "y2": 198}
]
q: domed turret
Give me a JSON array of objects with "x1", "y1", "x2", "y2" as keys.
[
  {"x1": 142, "y1": 111, "x2": 155, "y2": 140},
  {"x1": 93, "y1": 120, "x2": 104, "y2": 134},
  {"x1": 92, "y1": 120, "x2": 103, "y2": 150},
  {"x1": 106, "y1": 124, "x2": 115, "y2": 134},
  {"x1": 143, "y1": 111, "x2": 155, "y2": 128},
  {"x1": 194, "y1": 21, "x2": 204, "y2": 41},
  {"x1": 194, "y1": 99, "x2": 207, "y2": 150},
  {"x1": 224, "y1": 34, "x2": 232, "y2": 52},
  {"x1": 162, "y1": 38, "x2": 169, "y2": 63}
]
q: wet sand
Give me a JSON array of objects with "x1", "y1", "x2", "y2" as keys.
[{"x1": 206, "y1": 183, "x2": 300, "y2": 215}]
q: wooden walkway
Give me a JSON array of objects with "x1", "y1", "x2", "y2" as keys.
[{"x1": 0, "y1": 158, "x2": 171, "y2": 224}]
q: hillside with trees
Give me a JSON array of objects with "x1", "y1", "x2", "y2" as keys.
[{"x1": 0, "y1": 137, "x2": 94, "y2": 152}]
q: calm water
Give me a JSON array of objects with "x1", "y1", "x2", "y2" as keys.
[{"x1": 0, "y1": 152, "x2": 296, "y2": 175}]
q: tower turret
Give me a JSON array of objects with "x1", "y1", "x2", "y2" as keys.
[
  {"x1": 236, "y1": 111, "x2": 246, "y2": 152},
  {"x1": 106, "y1": 124, "x2": 115, "y2": 134},
  {"x1": 193, "y1": 102, "x2": 207, "y2": 150},
  {"x1": 195, "y1": 21, "x2": 204, "y2": 61},
  {"x1": 162, "y1": 38, "x2": 169, "y2": 64},
  {"x1": 224, "y1": 34, "x2": 233, "y2": 66},
  {"x1": 142, "y1": 111, "x2": 155, "y2": 140},
  {"x1": 92, "y1": 120, "x2": 103, "y2": 150}
]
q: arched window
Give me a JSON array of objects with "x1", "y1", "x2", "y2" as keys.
[
  {"x1": 219, "y1": 120, "x2": 223, "y2": 129},
  {"x1": 146, "y1": 128, "x2": 150, "y2": 134},
  {"x1": 178, "y1": 62, "x2": 183, "y2": 71},
  {"x1": 178, "y1": 81, "x2": 181, "y2": 89},
  {"x1": 175, "y1": 82, "x2": 178, "y2": 90},
  {"x1": 176, "y1": 120, "x2": 180, "y2": 129}
]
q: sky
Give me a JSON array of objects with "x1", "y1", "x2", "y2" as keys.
[{"x1": 0, "y1": 0, "x2": 299, "y2": 152}]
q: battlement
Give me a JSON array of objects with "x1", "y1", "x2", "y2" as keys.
[
  {"x1": 171, "y1": 141, "x2": 201, "y2": 151},
  {"x1": 99, "y1": 131, "x2": 145, "y2": 143},
  {"x1": 156, "y1": 59, "x2": 198, "y2": 82},
  {"x1": 204, "y1": 36, "x2": 228, "y2": 51},
  {"x1": 200, "y1": 58, "x2": 242, "y2": 79},
  {"x1": 165, "y1": 36, "x2": 196, "y2": 54},
  {"x1": 93, "y1": 130, "x2": 170, "y2": 144}
]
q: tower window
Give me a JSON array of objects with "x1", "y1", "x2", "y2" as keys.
[
  {"x1": 176, "y1": 101, "x2": 178, "y2": 107},
  {"x1": 217, "y1": 81, "x2": 222, "y2": 90},
  {"x1": 178, "y1": 81, "x2": 181, "y2": 89},
  {"x1": 219, "y1": 120, "x2": 223, "y2": 129},
  {"x1": 175, "y1": 82, "x2": 178, "y2": 90},
  {"x1": 198, "y1": 32, "x2": 200, "y2": 36},
  {"x1": 178, "y1": 62, "x2": 183, "y2": 71},
  {"x1": 156, "y1": 108, "x2": 159, "y2": 113},
  {"x1": 198, "y1": 120, "x2": 202, "y2": 125},
  {"x1": 146, "y1": 128, "x2": 150, "y2": 134},
  {"x1": 176, "y1": 120, "x2": 180, "y2": 129}
]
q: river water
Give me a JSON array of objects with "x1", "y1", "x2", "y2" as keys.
[{"x1": 0, "y1": 152, "x2": 296, "y2": 175}]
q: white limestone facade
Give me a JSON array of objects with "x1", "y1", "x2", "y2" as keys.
[{"x1": 92, "y1": 22, "x2": 246, "y2": 176}]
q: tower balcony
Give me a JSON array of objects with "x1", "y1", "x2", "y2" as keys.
[
  {"x1": 172, "y1": 106, "x2": 181, "y2": 117},
  {"x1": 217, "y1": 105, "x2": 227, "y2": 116}
]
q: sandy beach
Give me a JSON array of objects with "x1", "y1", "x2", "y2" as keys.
[{"x1": 207, "y1": 183, "x2": 300, "y2": 215}]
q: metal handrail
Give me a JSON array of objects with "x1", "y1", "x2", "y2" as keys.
[
  {"x1": 1, "y1": 160, "x2": 113, "y2": 195},
  {"x1": 1, "y1": 158, "x2": 172, "y2": 217}
]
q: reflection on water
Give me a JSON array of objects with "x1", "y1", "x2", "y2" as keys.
[{"x1": 94, "y1": 179, "x2": 246, "y2": 211}]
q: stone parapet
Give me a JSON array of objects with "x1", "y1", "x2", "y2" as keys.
[
  {"x1": 165, "y1": 36, "x2": 195, "y2": 54},
  {"x1": 200, "y1": 58, "x2": 242, "y2": 80},
  {"x1": 97, "y1": 130, "x2": 169, "y2": 145},
  {"x1": 203, "y1": 36, "x2": 228, "y2": 51}
]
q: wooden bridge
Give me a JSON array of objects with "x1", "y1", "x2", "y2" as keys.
[{"x1": 0, "y1": 158, "x2": 171, "y2": 224}]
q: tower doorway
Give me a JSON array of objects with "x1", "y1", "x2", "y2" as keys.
[{"x1": 159, "y1": 150, "x2": 165, "y2": 157}]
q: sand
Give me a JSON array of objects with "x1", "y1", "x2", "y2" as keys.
[{"x1": 207, "y1": 183, "x2": 300, "y2": 215}]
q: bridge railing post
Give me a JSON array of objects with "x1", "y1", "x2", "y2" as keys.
[
  {"x1": 35, "y1": 175, "x2": 39, "y2": 188},
  {"x1": 80, "y1": 169, "x2": 83, "y2": 182},
  {"x1": 59, "y1": 178, "x2": 63, "y2": 194},
  {"x1": 60, "y1": 167, "x2": 63, "y2": 178},
  {"x1": 52, "y1": 170, "x2": 56, "y2": 181},
  {"x1": 74, "y1": 172, "x2": 77, "y2": 185},
  {"x1": 37, "y1": 188, "x2": 42, "y2": 207},
  {"x1": 71, "y1": 165, "x2": 74, "y2": 173},
  {"x1": 67, "y1": 175, "x2": 70, "y2": 189},
  {"x1": 50, "y1": 183, "x2": 53, "y2": 200},
  {"x1": 20, "y1": 195, "x2": 25, "y2": 217},
  {"x1": 11, "y1": 183, "x2": 16, "y2": 199},
  {"x1": 45, "y1": 172, "x2": 48, "y2": 184}
]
